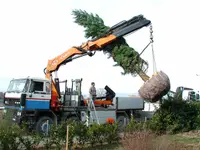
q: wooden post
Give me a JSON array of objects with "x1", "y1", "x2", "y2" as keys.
[
  {"x1": 143, "y1": 117, "x2": 147, "y2": 131},
  {"x1": 47, "y1": 120, "x2": 49, "y2": 136},
  {"x1": 66, "y1": 125, "x2": 69, "y2": 150}
]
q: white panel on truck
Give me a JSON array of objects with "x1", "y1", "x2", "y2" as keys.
[
  {"x1": 116, "y1": 97, "x2": 144, "y2": 110},
  {"x1": 90, "y1": 110, "x2": 116, "y2": 124}
]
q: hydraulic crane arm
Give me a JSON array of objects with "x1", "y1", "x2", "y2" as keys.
[{"x1": 44, "y1": 15, "x2": 151, "y2": 108}]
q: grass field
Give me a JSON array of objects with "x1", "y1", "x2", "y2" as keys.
[{"x1": 168, "y1": 132, "x2": 200, "y2": 149}]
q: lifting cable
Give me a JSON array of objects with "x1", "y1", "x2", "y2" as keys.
[
  {"x1": 149, "y1": 25, "x2": 157, "y2": 74},
  {"x1": 137, "y1": 24, "x2": 157, "y2": 74}
]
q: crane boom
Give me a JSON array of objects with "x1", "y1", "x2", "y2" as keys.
[{"x1": 44, "y1": 15, "x2": 151, "y2": 108}]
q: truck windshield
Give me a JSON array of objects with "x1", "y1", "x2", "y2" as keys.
[{"x1": 7, "y1": 79, "x2": 27, "y2": 93}]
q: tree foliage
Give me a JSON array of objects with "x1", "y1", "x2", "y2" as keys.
[{"x1": 72, "y1": 9, "x2": 149, "y2": 77}]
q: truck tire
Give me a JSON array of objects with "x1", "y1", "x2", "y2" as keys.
[
  {"x1": 117, "y1": 115, "x2": 127, "y2": 129},
  {"x1": 35, "y1": 116, "x2": 54, "y2": 134}
]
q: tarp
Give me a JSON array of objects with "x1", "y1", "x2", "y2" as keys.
[{"x1": 138, "y1": 71, "x2": 170, "y2": 103}]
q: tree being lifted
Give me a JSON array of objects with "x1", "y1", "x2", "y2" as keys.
[{"x1": 72, "y1": 9, "x2": 170, "y2": 102}]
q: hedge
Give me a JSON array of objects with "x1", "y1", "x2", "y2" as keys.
[
  {"x1": 0, "y1": 120, "x2": 120, "y2": 150},
  {"x1": 1, "y1": 99, "x2": 200, "y2": 149}
]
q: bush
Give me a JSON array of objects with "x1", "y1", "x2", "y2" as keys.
[
  {"x1": 87, "y1": 123, "x2": 105, "y2": 146},
  {"x1": 42, "y1": 123, "x2": 66, "y2": 150},
  {"x1": 73, "y1": 122, "x2": 120, "y2": 147},
  {"x1": 0, "y1": 124, "x2": 21, "y2": 150},
  {"x1": 102, "y1": 123, "x2": 120, "y2": 144},
  {"x1": 0, "y1": 121, "x2": 42, "y2": 150},
  {"x1": 124, "y1": 116, "x2": 153, "y2": 134},
  {"x1": 19, "y1": 134, "x2": 41, "y2": 150},
  {"x1": 2, "y1": 99, "x2": 200, "y2": 149},
  {"x1": 40, "y1": 121, "x2": 119, "y2": 149},
  {"x1": 74, "y1": 121, "x2": 89, "y2": 147},
  {"x1": 150, "y1": 99, "x2": 200, "y2": 134}
]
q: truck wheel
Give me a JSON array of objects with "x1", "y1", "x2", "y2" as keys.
[
  {"x1": 117, "y1": 115, "x2": 127, "y2": 129},
  {"x1": 35, "y1": 116, "x2": 54, "y2": 134}
]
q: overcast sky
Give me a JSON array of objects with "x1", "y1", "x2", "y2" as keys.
[{"x1": 0, "y1": 0, "x2": 200, "y2": 94}]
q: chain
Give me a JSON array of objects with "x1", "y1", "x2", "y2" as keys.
[
  {"x1": 150, "y1": 25, "x2": 153, "y2": 43},
  {"x1": 149, "y1": 24, "x2": 157, "y2": 73}
]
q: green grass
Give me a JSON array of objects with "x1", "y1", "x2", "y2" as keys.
[{"x1": 167, "y1": 134, "x2": 200, "y2": 144}]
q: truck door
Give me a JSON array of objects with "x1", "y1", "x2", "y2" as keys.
[{"x1": 26, "y1": 80, "x2": 51, "y2": 110}]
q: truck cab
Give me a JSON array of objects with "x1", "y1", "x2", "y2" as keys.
[
  {"x1": 4, "y1": 77, "x2": 51, "y2": 110},
  {"x1": 4, "y1": 77, "x2": 54, "y2": 132},
  {"x1": 4, "y1": 77, "x2": 90, "y2": 132}
]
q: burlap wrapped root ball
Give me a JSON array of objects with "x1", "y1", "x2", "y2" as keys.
[{"x1": 138, "y1": 71, "x2": 171, "y2": 103}]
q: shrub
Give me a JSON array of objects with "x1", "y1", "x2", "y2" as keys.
[
  {"x1": 150, "y1": 99, "x2": 200, "y2": 134},
  {"x1": 19, "y1": 134, "x2": 41, "y2": 150},
  {"x1": 0, "y1": 109, "x2": 15, "y2": 129},
  {"x1": 0, "y1": 124, "x2": 21, "y2": 150},
  {"x1": 45, "y1": 123, "x2": 66, "y2": 150},
  {"x1": 87, "y1": 123, "x2": 105, "y2": 146},
  {"x1": 73, "y1": 121, "x2": 89, "y2": 147},
  {"x1": 190, "y1": 101, "x2": 200, "y2": 129},
  {"x1": 102, "y1": 123, "x2": 120, "y2": 144},
  {"x1": 72, "y1": 122, "x2": 120, "y2": 147},
  {"x1": 124, "y1": 116, "x2": 153, "y2": 134}
]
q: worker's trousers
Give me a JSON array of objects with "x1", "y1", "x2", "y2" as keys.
[{"x1": 90, "y1": 95, "x2": 96, "y2": 101}]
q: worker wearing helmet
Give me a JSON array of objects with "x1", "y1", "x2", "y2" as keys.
[{"x1": 89, "y1": 82, "x2": 96, "y2": 101}]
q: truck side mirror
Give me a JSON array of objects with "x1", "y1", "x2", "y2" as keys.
[{"x1": 20, "y1": 93, "x2": 26, "y2": 107}]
